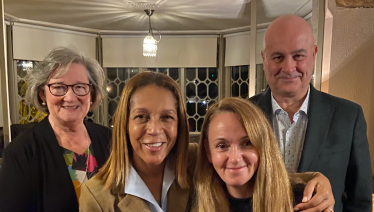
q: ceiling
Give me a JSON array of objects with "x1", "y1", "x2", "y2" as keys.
[{"x1": 4, "y1": 0, "x2": 312, "y2": 32}]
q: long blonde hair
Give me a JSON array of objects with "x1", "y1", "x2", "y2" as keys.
[
  {"x1": 194, "y1": 97, "x2": 293, "y2": 212},
  {"x1": 96, "y1": 72, "x2": 190, "y2": 190}
]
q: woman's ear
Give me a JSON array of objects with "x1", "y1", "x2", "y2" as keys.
[
  {"x1": 204, "y1": 139, "x2": 212, "y2": 163},
  {"x1": 38, "y1": 88, "x2": 46, "y2": 103}
]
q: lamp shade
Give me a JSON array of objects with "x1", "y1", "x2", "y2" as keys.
[{"x1": 143, "y1": 34, "x2": 157, "y2": 57}]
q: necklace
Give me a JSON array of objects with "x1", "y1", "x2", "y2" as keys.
[{"x1": 73, "y1": 131, "x2": 90, "y2": 190}]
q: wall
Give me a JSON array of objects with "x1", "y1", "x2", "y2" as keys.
[{"x1": 322, "y1": 2, "x2": 374, "y2": 174}]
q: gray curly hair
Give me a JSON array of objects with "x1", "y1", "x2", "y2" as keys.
[{"x1": 25, "y1": 46, "x2": 105, "y2": 112}]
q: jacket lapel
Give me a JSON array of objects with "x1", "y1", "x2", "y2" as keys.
[
  {"x1": 255, "y1": 88, "x2": 273, "y2": 124},
  {"x1": 114, "y1": 180, "x2": 189, "y2": 212},
  {"x1": 34, "y1": 117, "x2": 79, "y2": 210},
  {"x1": 167, "y1": 181, "x2": 190, "y2": 212},
  {"x1": 117, "y1": 194, "x2": 151, "y2": 212},
  {"x1": 297, "y1": 86, "x2": 334, "y2": 172}
]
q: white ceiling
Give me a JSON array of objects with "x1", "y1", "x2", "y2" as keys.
[{"x1": 4, "y1": 0, "x2": 312, "y2": 32}]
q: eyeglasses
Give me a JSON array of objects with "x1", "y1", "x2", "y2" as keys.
[{"x1": 46, "y1": 83, "x2": 91, "y2": 96}]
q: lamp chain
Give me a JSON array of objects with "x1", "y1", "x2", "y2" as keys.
[{"x1": 148, "y1": 15, "x2": 152, "y2": 34}]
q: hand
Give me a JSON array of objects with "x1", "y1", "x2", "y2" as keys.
[{"x1": 293, "y1": 172, "x2": 335, "y2": 212}]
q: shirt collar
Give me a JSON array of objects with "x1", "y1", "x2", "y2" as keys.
[
  {"x1": 125, "y1": 161, "x2": 175, "y2": 211},
  {"x1": 271, "y1": 85, "x2": 310, "y2": 115}
]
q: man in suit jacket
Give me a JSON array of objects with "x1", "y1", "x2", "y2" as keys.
[{"x1": 250, "y1": 15, "x2": 372, "y2": 212}]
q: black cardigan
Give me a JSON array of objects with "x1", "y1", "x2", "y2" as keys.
[{"x1": 0, "y1": 117, "x2": 112, "y2": 212}]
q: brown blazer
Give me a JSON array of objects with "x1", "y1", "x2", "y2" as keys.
[{"x1": 79, "y1": 143, "x2": 198, "y2": 212}]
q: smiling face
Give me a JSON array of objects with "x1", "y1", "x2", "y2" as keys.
[
  {"x1": 128, "y1": 85, "x2": 178, "y2": 169},
  {"x1": 206, "y1": 112, "x2": 259, "y2": 197},
  {"x1": 39, "y1": 62, "x2": 91, "y2": 126},
  {"x1": 262, "y1": 15, "x2": 317, "y2": 100}
]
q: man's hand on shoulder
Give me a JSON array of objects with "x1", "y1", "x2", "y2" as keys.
[{"x1": 293, "y1": 172, "x2": 335, "y2": 212}]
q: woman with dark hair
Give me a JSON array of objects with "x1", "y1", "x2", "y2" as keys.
[
  {"x1": 80, "y1": 71, "x2": 196, "y2": 211},
  {"x1": 0, "y1": 47, "x2": 111, "y2": 212}
]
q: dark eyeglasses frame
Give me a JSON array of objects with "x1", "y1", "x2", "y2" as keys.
[{"x1": 46, "y1": 83, "x2": 92, "y2": 97}]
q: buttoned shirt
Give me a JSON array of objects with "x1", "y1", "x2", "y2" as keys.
[
  {"x1": 125, "y1": 162, "x2": 175, "y2": 212},
  {"x1": 271, "y1": 87, "x2": 310, "y2": 173}
]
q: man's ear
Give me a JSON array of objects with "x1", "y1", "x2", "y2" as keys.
[
  {"x1": 204, "y1": 139, "x2": 212, "y2": 163},
  {"x1": 261, "y1": 50, "x2": 265, "y2": 63},
  {"x1": 313, "y1": 45, "x2": 318, "y2": 59}
]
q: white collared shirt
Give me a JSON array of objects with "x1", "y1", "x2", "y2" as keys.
[
  {"x1": 125, "y1": 162, "x2": 175, "y2": 212},
  {"x1": 271, "y1": 87, "x2": 310, "y2": 173}
]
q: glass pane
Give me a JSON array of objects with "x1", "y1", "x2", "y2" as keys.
[
  {"x1": 159, "y1": 68, "x2": 167, "y2": 74},
  {"x1": 18, "y1": 80, "x2": 27, "y2": 98},
  {"x1": 107, "y1": 68, "x2": 117, "y2": 81},
  {"x1": 197, "y1": 102, "x2": 207, "y2": 116},
  {"x1": 86, "y1": 111, "x2": 94, "y2": 122},
  {"x1": 197, "y1": 83, "x2": 207, "y2": 99},
  {"x1": 240, "y1": 65, "x2": 249, "y2": 81},
  {"x1": 169, "y1": 68, "x2": 179, "y2": 80},
  {"x1": 117, "y1": 68, "x2": 129, "y2": 81},
  {"x1": 17, "y1": 60, "x2": 34, "y2": 77},
  {"x1": 208, "y1": 100, "x2": 216, "y2": 108},
  {"x1": 189, "y1": 118, "x2": 196, "y2": 132},
  {"x1": 107, "y1": 82, "x2": 117, "y2": 99},
  {"x1": 240, "y1": 83, "x2": 248, "y2": 99},
  {"x1": 208, "y1": 83, "x2": 218, "y2": 99},
  {"x1": 232, "y1": 66, "x2": 240, "y2": 81},
  {"x1": 186, "y1": 101, "x2": 196, "y2": 116},
  {"x1": 20, "y1": 119, "x2": 29, "y2": 124},
  {"x1": 17, "y1": 61, "x2": 29, "y2": 78},
  {"x1": 186, "y1": 68, "x2": 196, "y2": 81},
  {"x1": 119, "y1": 82, "x2": 126, "y2": 97},
  {"x1": 108, "y1": 100, "x2": 118, "y2": 116},
  {"x1": 129, "y1": 68, "x2": 139, "y2": 78},
  {"x1": 208, "y1": 68, "x2": 218, "y2": 81},
  {"x1": 197, "y1": 118, "x2": 204, "y2": 132},
  {"x1": 186, "y1": 83, "x2": 196, "y2": 98},
  {"x1": 19, "y1": 100, "x2": 29, "y2": 116},
  {"x1": 198, "y1": 68, "x2": 207, "y2": 81},
  {"x1": 232, "y1": 83, "x2": 239, "y2": 97}
]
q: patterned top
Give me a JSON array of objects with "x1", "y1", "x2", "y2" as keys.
[
  {"x1": 271, "y1": 87, "x2": 310, "y2": 173},
  {"x1": 61, "y1": 145, "x2": 98, "y2": 202}
]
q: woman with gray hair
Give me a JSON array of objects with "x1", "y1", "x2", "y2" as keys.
[{"x1": 0, "y1": 47, "x2": 111, "y2": 212}]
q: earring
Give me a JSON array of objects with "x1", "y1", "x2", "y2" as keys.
[
  {"x1": 90, "y1": 102, "x2": 93, "y2": 105},
  {"x1": 42, "y1": 101, "x2": 46, "y2": 106}
]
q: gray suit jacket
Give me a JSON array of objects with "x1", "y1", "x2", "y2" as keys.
[{"x1": 250, "y1": 86, "x2": 372, "y2": 212}]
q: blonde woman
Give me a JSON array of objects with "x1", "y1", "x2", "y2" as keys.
[{"x1": 194, "y1": 97, "x2": 335, "y2": 212}]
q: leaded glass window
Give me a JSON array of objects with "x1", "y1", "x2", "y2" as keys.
[
  {"x1": 231, "y1": 64, "x2": 266, "y2": 98},
  {"x1": 105, "y1": 68, "x2": 180, "y2": 126},
  {"x1": 106, "y1": 68, "x2": 139, "y2": 126},
  {"x1": 231, "y1": 65, "x2": 249, "y2": 99},
  {"x1": 186, "y1": 67, "x2": 218, "y2": 132},
  {"x1": 144, "y1": 68, "x2": 180, "y2": 84},
  {"x1": 16, "y1": 60, "x2": 47, "y2": 124}
]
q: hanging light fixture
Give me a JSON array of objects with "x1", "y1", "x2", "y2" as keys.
[{"x1": 143, "y1": 9, "x2": 161, "y2": 57}]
